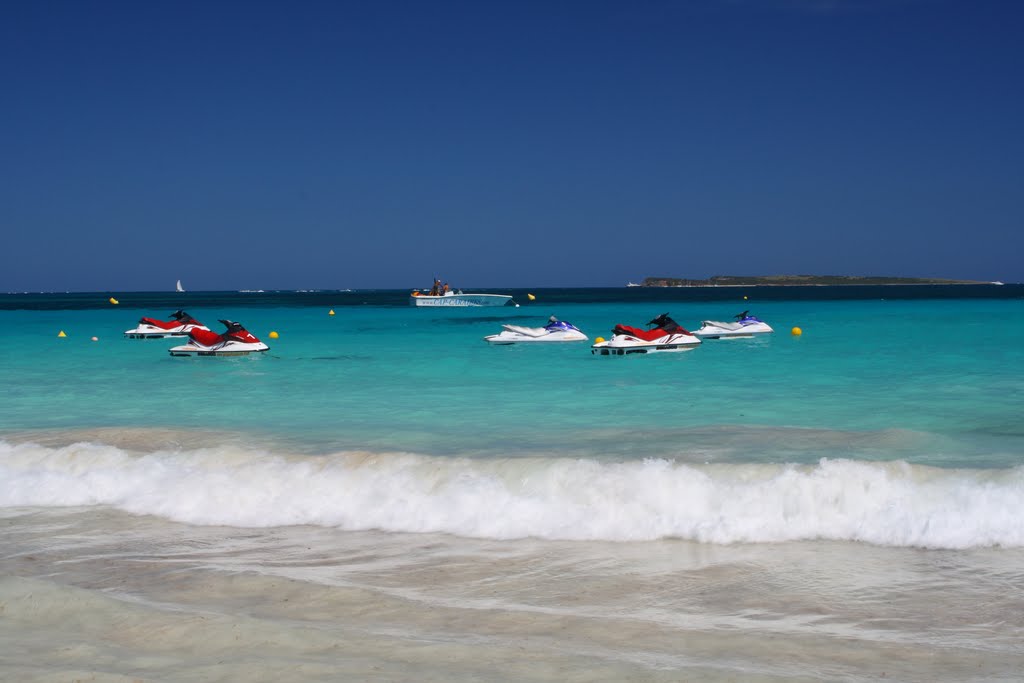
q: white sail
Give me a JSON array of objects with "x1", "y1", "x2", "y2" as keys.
[{"x1": 176, "y1": 280, "x2": 185, "y2": 293}]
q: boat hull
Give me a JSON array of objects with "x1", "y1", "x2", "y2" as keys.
[{"x1": 410, "y1": 293, "x2": 512, "y2": 307}]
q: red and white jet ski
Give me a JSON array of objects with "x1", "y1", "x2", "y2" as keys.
[
  {"x1": 591, "y1": 313, "x2": 701, "y2": 355},
  {"x1": 125, "y1": 310, "x2": 209, "y2": 339},
  {"x1": 168, "y1": 320, "x2": 269, "y2": 356}
]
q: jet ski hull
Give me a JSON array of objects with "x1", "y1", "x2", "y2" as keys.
[
  {"x1": 126, "y1": 331, "x2": 184, "y2": 339},
  {"x1": 591, "y1": 333, "x2": 701, "y2": 355},
  {"x1": 124, "y1": 323, "x2": 208, "y2": 339},
  {"x1": 168, "y1": 341, "x2": 269, "y2": 357},
  {"x1": 484, "y1": 324, "x2": 587, "y2": 344},
  {"x1": 693, "y1": 320, "x2": 773, "y2": 339}
]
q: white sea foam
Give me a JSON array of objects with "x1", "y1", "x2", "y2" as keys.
[{"x1": 1, "y1": 440, "x2": 1022, "y2": 549}]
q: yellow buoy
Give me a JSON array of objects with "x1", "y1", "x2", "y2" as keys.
[
  {"x1": 527, "y1": 293, "x2": 536, "y2": 301},
  {"x1": 268, "y1": 331, "x2": 279, "y2": 339},
  {"x1": 791, "y1": 327, "x2": 803, "y2": 336},
  {"x1": 109, "y1": 297, "x2": 119, "y2": 305},
  {"x1": 58, "y1": 330, "x2": 67, "y2": 338},
  {"x1": 594, "y1": 336, "x2": 605, "y2": 344},
  {"x1": 743, "y1": 296, "x2": 748, "y2": 300},
  {"x1": 329, "y1": 309, "x2": 335, "y2": 316}
]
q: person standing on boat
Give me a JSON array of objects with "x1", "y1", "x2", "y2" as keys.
[{"x1": 443, "y1": 282, "x2": 450, "y2": 295}]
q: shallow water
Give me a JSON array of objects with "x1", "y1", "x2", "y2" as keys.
[{"x1": 1, "y1": 287, "x2": 1023, "y2": 680}]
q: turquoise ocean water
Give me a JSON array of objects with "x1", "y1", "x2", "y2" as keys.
[{"x1": 2, "y1": 285, "x2": 1023, "y2": 680}]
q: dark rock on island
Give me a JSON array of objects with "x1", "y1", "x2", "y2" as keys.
[{"x1": 639, "y1": 275, "x2": 991, "y2": 287}]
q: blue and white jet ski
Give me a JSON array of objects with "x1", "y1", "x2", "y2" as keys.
[
  {"x1": 485, "y1": 316, "x2": 588, "y2": 344},
  {"x1": 694, "y1": 311, "x2": 773, "y2": 339}
]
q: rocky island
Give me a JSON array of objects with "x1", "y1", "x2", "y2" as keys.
[{"x1": 638, "y1": 275, "x2": 993, "y2": 287}]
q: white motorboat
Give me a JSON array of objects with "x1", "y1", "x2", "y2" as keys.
[
  {"x1": 693, "y1": 311, "x2": 773, "y2": 339},
  {"x1": 591, "y1": 313, "x2": 701, "y2": 355},
  {"x1": 484, "y1": 316, "x2": 588, "y2": 344},
  {"x1": 169, "y1": 320, "x2": 269, "y2": 356},
  {"x1": 410, "y1": 290, "x2": 513, "y2": 307},
  {"x1": 124, "y1": 310, "x2": 208, "y2": 339}
]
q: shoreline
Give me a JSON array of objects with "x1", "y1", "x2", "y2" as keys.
[
  {"x1": 2, "y1": 281, "x2": 1013, "y2": 296},
  {"x1": 637, "y1": 281, "x2": 1001, "y2": 287},
  {"x1": 637, "y1": 275, "x2": 1001, "y2": 287}
]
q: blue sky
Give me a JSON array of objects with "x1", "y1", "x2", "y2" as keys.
[{"x1": 2, "y1": 0, "x2": 1021, "y2": 291}]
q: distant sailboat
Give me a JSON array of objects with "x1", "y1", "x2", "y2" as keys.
[{"x1": 176, "y1": 279, "x2": 185, "y2": 293}]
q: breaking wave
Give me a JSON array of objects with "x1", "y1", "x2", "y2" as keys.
[{"x1": 2, "y1": 440, "x2": 1022, "y2": 549}]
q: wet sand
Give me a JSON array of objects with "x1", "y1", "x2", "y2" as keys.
[{"x1": 3, "y1": 508, "x2": 1023, "y2": 682}]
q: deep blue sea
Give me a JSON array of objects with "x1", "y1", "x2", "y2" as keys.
[{"x1": 2, "y1": 285, "x2": 1023, "y2": 681}]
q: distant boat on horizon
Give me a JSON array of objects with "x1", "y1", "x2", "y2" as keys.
[
  {"x1": 626, "y1": 282, "x2": 641, "y2": 287},
  {"x1": 176, "y1": 280, "x2": 185, "y2": 293}
]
